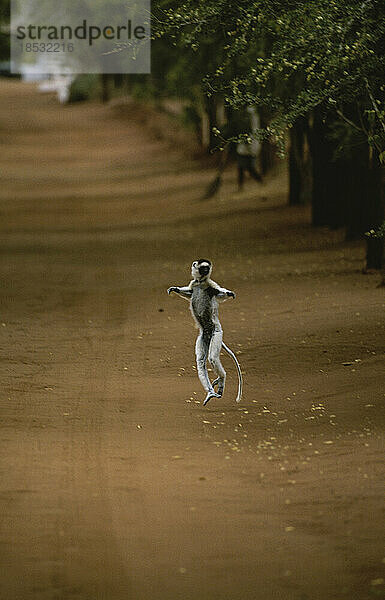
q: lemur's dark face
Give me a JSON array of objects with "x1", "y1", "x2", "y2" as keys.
[{"x1": 191, "y1": 259, "x2": 212, "y2": 280}]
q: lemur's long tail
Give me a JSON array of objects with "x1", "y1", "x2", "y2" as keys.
[{"x1": 222, "y1": 342, "x2": 243, "y2": 403}]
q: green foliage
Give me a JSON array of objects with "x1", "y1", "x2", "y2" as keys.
[
  {"x1": 154, "y1": 0, "x2": 385, "y2": 155},
  {"x1": 367, "y1": 221, "x2": 385, "y2": 238}
]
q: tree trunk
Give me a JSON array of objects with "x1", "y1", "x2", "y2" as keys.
[
  {"x1": 101, "y1": 74, "x2": 111, "y2": 103},
  {"x1": 381, "y1": 257, "x2": 385, "y2": 285},
  {"x1": 365, "y1": 161, "x2": 385, "y2": 270},
  {"x1": 288, "y1": 120, "x2": 303, "y2": 205},
  {"x1": 366, "y1": 237, "x2": 384, "y2": 270},
  {"x1": 309, "y1": 109, "x2": 362, "y2": 231},
  {"x1": 309, "y1": 110, "x2": 339, "y2": 227},
  {"x1": 204, "y1": 95, "x2": 218, "y2": 152},
  {"x1": 259, "y1": 108, "x2": 276, "y2": 176},
  {"x1": 199, "y1": 95, "x2": 218, "y2": 152},
  {"x1": 289, "y1": 116, "x2": 312, "y2": 205},
  {"x1": 309, "y1": 107, "x2": 384, "y2": 270},
  {"x1": 114, "y1": 74, "x2": 124, "y2": 89}
]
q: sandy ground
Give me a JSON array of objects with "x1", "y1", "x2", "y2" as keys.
[{"x1": 0, "y1": 80, "x2": 384, "y2": 600}]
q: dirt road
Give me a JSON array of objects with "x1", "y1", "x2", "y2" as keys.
[{"x1": 0, "y1": 80, "x2": 384, "y2": 600}]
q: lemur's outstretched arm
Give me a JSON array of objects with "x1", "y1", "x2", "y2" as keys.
[
  {"x1": 208, "y1": 279, "x2": 236, "y2": 301},
  {"x1": 167, "y1": 279, "x2": 235, "y2": 302},
  {"x1": 167, "y1": 280, "x2": 194, "y2": 300}
]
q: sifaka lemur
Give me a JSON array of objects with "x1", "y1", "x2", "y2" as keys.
[{"x1": 167, "y1": 259, "x2": 243, "y2": 406}]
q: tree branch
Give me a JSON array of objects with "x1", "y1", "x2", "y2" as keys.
[
  {"x1": 335, "y1": 108, "x2": 363, "y2": 133},
  {"x1": 365, "y1": 77, "x2": 385, "y2": 136}
]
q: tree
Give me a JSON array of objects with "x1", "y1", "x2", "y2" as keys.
[
  {"x1": 0, "y1": 0, "x2": 10, "y2": 64},
  {"x1": 154, "y1": 0, "x2": 385, "y2": 266}
]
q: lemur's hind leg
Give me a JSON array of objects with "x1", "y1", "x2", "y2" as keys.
[
  {"x1": 195, "y1": 333, "x2": 211, "y2": 392},
  {"x1": 195, "y1": 334, "x2": 221, "y2": 406},
  {"x1": 208, "y1": 330, "x2": 226, "y2": 397}
]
